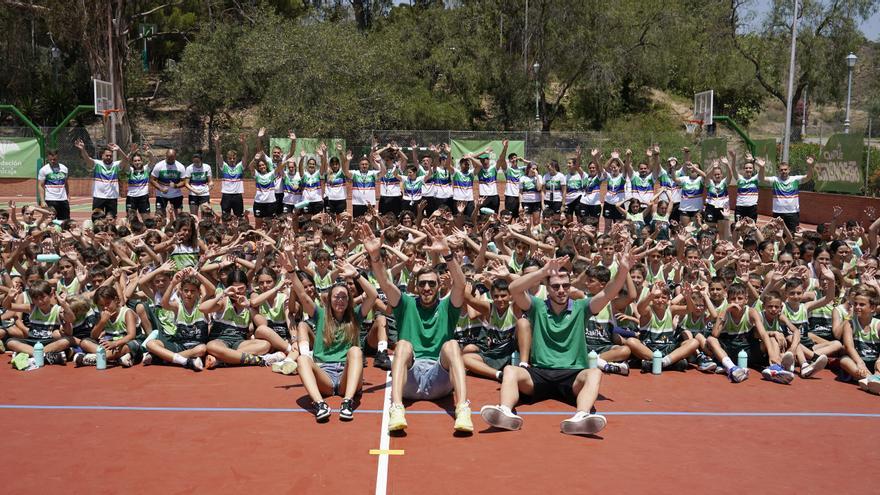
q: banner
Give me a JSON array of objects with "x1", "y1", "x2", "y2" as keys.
[
  {"x1": 450, "y1": 140, "x2": 526, "y2": 179},
  {"x1": 0, "y1": 137, "x2": 40, "y2": 178},
  {"x1": 814, "y1": 133, "x2": 863, "y2": 194},
  {"x1": 699, "y1": 137, "x2": 727, "y2": 167},
  {"x1": 752, "y1": 138, "x2": 778, "y2": 176},
  {"x1": 269, "y1": 137, "x2": 346, "y2": 163}
]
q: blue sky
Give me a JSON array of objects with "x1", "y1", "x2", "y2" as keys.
[{"x1": 748, "y1": 0, "x2": 880, "y2": 40}]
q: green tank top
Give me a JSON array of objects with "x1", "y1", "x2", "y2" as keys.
[
  {"x1": 104, "y1": 307, "x2": 131, "y2": 341},
  {"x1": 259, "y1": 290, "x2": 288, "y2": 325},
  {"x1": 56, "y1": 277, "x2": 80, "y2": 297},
  {"x1": 782, "y1": 302, "x2": 807, "y2": 324},
  {"x1": 762, "y1": 313, "x2": 781, "y2": 333},
  {"x1": 678, "y1": 313, "x2": 705, "y2": 333},
  {"x1": 214, "y1": 300, "x2": 251, "y2": 330},
  {"x1": 722, "y1": 308, "x2": 751, "y2": 336},
  {"x1": 643, "y1": 307, "x2": 675, "y2": 343}
]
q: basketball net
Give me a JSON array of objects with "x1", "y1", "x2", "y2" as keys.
[{"x1": 685, "y1": 120, "x2": 703, "y2": 135}]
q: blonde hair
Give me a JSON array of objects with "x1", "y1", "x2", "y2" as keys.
[
  {"x1": 68, "y1": 296, "x2": 91, "y2": 319},
  {"x1": 322, "y1": 285, "x2": 359, "y2": 348}
]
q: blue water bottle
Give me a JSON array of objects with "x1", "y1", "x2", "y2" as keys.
[
  {"x1": 96, "y1": 346, "x2": 107, "y2": 370},
  {"x1": 652, "y1": 349, "x2": 663, "y2": 375},
  {"x1": 588, "y1": 350, "x2": 598, "y2": 369},
  {"x1": 511, "y1": 350, "x2": 521, "y2": 367},
  {"x1": 33, "y1": 342, "x2": 44, "y2": 368},
  {"x1": 737, "y1": 349, "x2": 748, "y2": 369}
]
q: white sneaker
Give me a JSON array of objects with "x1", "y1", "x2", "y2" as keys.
[
  {"x1": 142, "y1": 352, "x2": 153, "y2": 366},
  {"x1": 561, "y1": 411, "x2": 607, "y2": 435},
  {"x1": 262, "y1": 351, "x2": 287, "y2": 366},
  {"x1": 190, "y1": 357, "x2": 204, "y2": 371},
  {"x1": 800, "y1": 354, "x2": 828, "y2": 378},
  {"x1": 480, "y1": 405, "x2": 523, "y2": 431},
  {"x1": 119, "y1": 354, "x2": 134, "y2": 368},
  {"x1": 781, "y1": 351, "x2": 795, "y2": 372},
  {"x1": 858, "y1": 375, "x2": 880, "y2": 395}
]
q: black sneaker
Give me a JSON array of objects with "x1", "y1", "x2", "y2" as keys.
[
  {"x1": 668, "y1": 359, "x2": 689, "y2": 372},
  {"x1": 373, "y1": 350, "x2": 392, "y2": 371},
  {"x1": 339, "y1": 399, "x2": 355, "y2": 421},
  {"x1": 315, "y1": 401, "x2": 331, "y2": 423},
  {"x1": 45, "y1": 351, "x2": 66, "y2": 366},
  {"x1": 640, "y1": 360, "x2": 652, "y2": 373}
]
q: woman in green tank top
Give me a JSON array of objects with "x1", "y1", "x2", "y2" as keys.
[
  {"x1": 839, "y1": 286, "x2": 880, "y2": 387},
  {"x1": 290, "y1": 261, "x2": 375, "y2": 422},
  {"x1": 630, "y1": 282, "x2": 700, "y2": 370}
]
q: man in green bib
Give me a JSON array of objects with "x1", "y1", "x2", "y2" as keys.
[
  {"x1": 480, "y1": 251, "x2": 634, "y2": 435},
  {"x1": 362, "y1": 223, "x2": 473, "y2": 434}
]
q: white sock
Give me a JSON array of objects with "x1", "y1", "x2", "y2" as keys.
[
  {"x1": 596, "y1": 357, "x2": 608, "y2": 369},
  {"x1": 499, "y1": 404, "x2": 512, "y2": 414},
  {"x1": 377, "y1": 340, "x2": 388, "y2": 353},
  {"x1": 495, "y1": 370, "x2": 502, "y2": 380},
  {"x1": 286, "y1": 343, "x2": 292, "y2": 352},
  {"x1": 172, "y1": 353, "x2": 187, "y2": 366},
  {"x1": 722, "y1": 357, "x2": 735, "y2": 370},
  {"x1": 298, "y1": 341, "x2": 312, "y2": 357},
  {"x1": 661, "y1": 356, "x2": 671, "y2": 367}
]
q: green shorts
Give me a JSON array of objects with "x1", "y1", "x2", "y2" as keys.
[
  {"x1": 7, "y1": 336, "x2": 58, "y2": 348},
  {"x1": 479, "y1": 351, "x2": 512, "y2": 371},
  {"x1": 719, "y1": 334, "x2": 753, "y2": 356},
  {"x1": 644, "y1": 340, "x2": 678, "y2": 356}
]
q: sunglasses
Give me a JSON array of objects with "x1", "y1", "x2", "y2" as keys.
[
  {"x1": 417, "y1": 280, "x2": 438, "y2": 288},
  {"x1": 549, "y1": 283, "x2": 571, "y2": 291}
]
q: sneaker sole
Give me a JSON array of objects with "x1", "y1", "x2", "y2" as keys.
[
  {"x1": 339, "y1": 413, "x2": 354, "y2": 421},
  {"x1": 480, "y1": 408, "x2": 522, "y2": 431},
  {"x1": 388, "y1": 420, "x2": 407, "y2": 432},
  {"x1": 865, "y1": 380, "x2": 880, "y2": 395},
  {"x1": 781, "y1": 352, "x2": 795, "y2": 372},
  {"x1": 561, "y1": 415, "x2": 607, "y2": 435},
  {"x1": 316, "y1": 413, "x2": 331, "y2": 423}
]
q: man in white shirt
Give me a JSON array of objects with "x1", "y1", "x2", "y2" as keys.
[
  {"x1": 38, "y1": 150, "x2": 70, "y2": 220},
  {"x1": 75, "y1": 139, "x2": 127, "y2": 217},
  {"x1": 150, "y1": 149, "x2": 186, "y2": 213},
  {"x1": 183, "y1": 152, "x2": 214, "y2": 214}
]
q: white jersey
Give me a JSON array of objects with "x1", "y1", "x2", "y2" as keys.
[
  {"x1": 520, "y1": 174, "x2": 542, "y2": 203},
  {"x1": 735, "y1": 174, "x2": 759, "y2": 207},
  {"x1": 38, "y1": 163, "x2": 68, "y2": 201},
  {"x1": 542, "y1": 172, "x2": 566, "y2": 203},
  {"x1": 91, "y1": 159, "x2": 122, "y2": 199},
  {"x1": 351, "y1": 169, "x2": 379, "y2": 205},
  {"x1": 151, "y1": 160, "x2": 186, "y2": 198},
  {"x1": 126, "y1": 166, "x2": 151, "y2": 198},
  {"x1": 220, "y1": 161, "x2": 245, "y2": 195},
  {"x1": 380, "y1": 161, "x2": 402, "y2": 197},
  {"x1": 765, "y1": 175, "x2": 804, "y2": 214},
  {"x1": 185, "y1": 163, "x2": 212, "y2": 197},
  {"x1": 579, "y1": 172, "x2": 605, "y2": 206}
]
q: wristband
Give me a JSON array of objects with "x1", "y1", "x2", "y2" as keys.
[
  {"x1": 442, "y1": 253, "x2": 454, "y2": 262},
  {"x1": 518, "y1": 362, "x2": 530, "y2": 368}
]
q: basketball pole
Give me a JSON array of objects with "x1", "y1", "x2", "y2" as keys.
[
  {"x1": 781, "y1": 0, "x2": 799, "y2": 163},
  {"x1": 107, "y1": 1, "x2": 117, "y2": 156}
]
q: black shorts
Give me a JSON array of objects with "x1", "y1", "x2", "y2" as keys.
[
  {"x1": 275, "y1": 192, "x2": 284, "y2": 209},
  {"x1": 126, "y1": 195, "x2": 150, "y2": 214},
  {"x1": 524, "y1": 367, "x2": 582, "y2": 404},
  {"x1": 281, "y1": 202, "x2": 298, "y2": 214},
  {"x1": 679, "y1": 209, "x2": 700, "y2": 219},
  {"x1": 188, "y1": 195, "x2": 210, "y2": 207},
  {"x1": 220, "y1": 193, "x2": 244, "y2": 216},
  {"x1": 456, "y1": 200, "x2": 475, "y2": 217},
  {"x1": 253, "y1": 201, "x2": 276, "y2": 218},
  {"x1": 352, "y1": 204, "x2": 371, "y2": 217},
  {"x1": 580, "y1": 203, "x2": 602, "y2": 219},
  {"x1": 426, "y1": 196, "x2": 453, "y2": 216},
  {"x1": 603, "y1": 202, "x2": 623, "y2": 220},
  {"x1": 325, "y1": 198, "x2": 347, "y2": 215},
  {"x1": 504, "y1": 196, "x2": 520, "y2": 217},
  {"x1": 546, "y1": 200, "x2": 562, "y2": 214},
  {"x1": 522, "y1": 201, "x2": 541, "y2": 214},
  {"x1": 670, "y1": 203, "x2": 681, "y2": 222},
  {"x1": 735, "y1": 205, "x2": 758, "y2": 222},
  {"x1": 379, "y1": 196, "x2": 402, "y2": 215},
  {"x1": 92, "y1": 197, "x2": 118, "y2": 217},
  {"x1": 564, "y1": 197, "x2": 581, "y2": 215},
  {"x1": 304, "y1": 201, "x2": 324, "y2": 215},
  {"x1": 45, "y1": 200, "x2": 70, "y2": 221},
  {"x1": 704, "y1": 204, "x2": 727, "y2": 223},
  {"x1": 773, "y1": 212, "x2": 799, "y2": 233},
  {"x1": 156, "y1": 195, "x2": 183, "y2": 213},
  {"x1": 401, "y1": 199, "x2": 420, "y2": 214},
  {"x1": 480, "y1": 195, "x2": 500, "y2": 213}
]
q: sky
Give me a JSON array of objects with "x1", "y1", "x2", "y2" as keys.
[{"x1": 738, "y1": 0, "x2": 878, "y2": 40}]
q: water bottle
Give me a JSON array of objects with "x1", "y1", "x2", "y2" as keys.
[
  {"x1": 33, "y1": 342, "x2": 44, "y2": 368},
  {"x1": 294, "y1": 200, "x2": 310, "y2": 210},
  {"x1": 652, "y1": 349, "x2": 663, "y2": 375},
  {"x1": 737, "y1": 349, "x2": 748, "y2": 369},
  {"x1": 587, "y1": 350, "x2": 598, "y2": 369},
  {"x1": 511, "y1": 350, "x2": 521, "y2": 367},
  {"x1": 479, "y1": 207, "x2": 495, "y2": 215},
  {"x1": 96, "y1": 346, "x2": 107, "y2": 370},
  {"x1": 36, "y1": 253, "x2": 61, "y2": 263},
  {"x1": 141, "y1": 329, "x2": 159, "y2": 349}
]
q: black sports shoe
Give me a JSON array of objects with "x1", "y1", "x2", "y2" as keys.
[
  {"x1": 45, "y1": 351, "x2": 66, "y2": 366},
  {"x1": 339, "y1": 398, "x2": 355, "y2": 421},
  {"x1": 315, "y1": 401, "x2": 331, "y2": 423},
  {"x1": 373, "y1": 350, "x2": 392, "y2": 371}
]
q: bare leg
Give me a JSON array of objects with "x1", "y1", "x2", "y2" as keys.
[
  {"x1": 296, "y1": 354, "x2": 335, "y2": 402},
  {"x1": 571, "y1": 368, "x2": 602, "y2": 412},
  {"x1": 339, "y1": 346, "x2": 364, "y2": 399},
  {"x1": 462, "y1": 353, "x2": 501, "y2": 380},
  {"x1": 439, "y1": 340, "x2": 468, "y2": 406},
  {"x1": 516, "y1": 318, "x2": 532, "y2": 363},
  {"x1": 391, "y1": 340, "x2": 414, "y2": 405},
  {"x1": 499, "y1": 365, "x2": 534, "y2": 409}
]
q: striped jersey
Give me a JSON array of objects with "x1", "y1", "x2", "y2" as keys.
[{"x1": 765, "y1": 175, "x2": 804, "y2": 213}]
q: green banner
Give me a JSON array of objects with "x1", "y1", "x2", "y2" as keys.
[
  {"x1": 450, "y1": 140, "x2": 526, "y2": 179},
  {"x1": 269, "y1": 137, "x2": 346, "y2": 161},
  {"x1": 752, "y1": 139, "x2": 778, "y2": 176},
  {"x1": 0, "y1": 137, "x2": 40, "y2": 178},
  {"x1": 699, "y1": 138, "x2": 727, "y2": 167},
  {"x1": 814, "y1": 133, "x2": 863, "y2": 194}
]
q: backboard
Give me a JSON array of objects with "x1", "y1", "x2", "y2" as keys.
[
  {"x1": 694, "y1": 90, "x2": 714, "y2": 126},
  {"x1": 93, "y1": 78, "x2": 113, "y2": 115}
]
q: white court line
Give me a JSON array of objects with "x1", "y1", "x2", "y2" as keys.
[{"x1": 374, "y1": 371, "x2": 393, "y2": 495}]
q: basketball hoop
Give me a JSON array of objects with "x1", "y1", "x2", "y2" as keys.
[
  {"x1": 685, "y1": 120, "x2": 703, "y2": 134},
  {"x1": 101, "y1": 108, "x2": 121, "y2": 121}
]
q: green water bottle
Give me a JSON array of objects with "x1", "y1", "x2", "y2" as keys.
[
  {"x1": 652, "y1": 349, "x2": 663, "y2": 375},
  {"x1": 33, "y1": 342, "x2": 44, "y2": 368},
  {"x1": 737, "y1": 349, "x2": 748, "y2": 369},
  {"x1": 96, "y1": 346, "x2": 107, "y2": 370},
  {"x1": 587, "y1": 350, "x2": 598, "y2": 369}
]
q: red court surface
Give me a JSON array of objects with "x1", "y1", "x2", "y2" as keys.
[{"x1": 1, "y1": 359, "x2": 877, "y2": 494}]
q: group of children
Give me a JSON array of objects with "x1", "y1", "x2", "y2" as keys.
[{"x1": 2, "y1": 140, "x2": 879, "y2": 430}]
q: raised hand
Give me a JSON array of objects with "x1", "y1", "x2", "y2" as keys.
[
  {"x1": 360, "y1": 224, "x2": 382, "y2": 257},
  {"x1": 257, "y1": 127, "x2": 266, "y2": 138},
  {"x1": 74, "y1": 139, "x2": 85, "y2": 150},
  {"x1": 288, "y1": 130, "x2": 296, "y2": 140}
]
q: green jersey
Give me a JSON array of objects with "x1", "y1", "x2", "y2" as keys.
[
  {"x1": 527, "y1": 296, "x2": 591, "y2": 369},
  {"x1": 393, "y1": 294, "x2": 461, "y2": 360}
]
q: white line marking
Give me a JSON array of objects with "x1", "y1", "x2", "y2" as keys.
[{"x1": 374, "y1": 371, "x2": 393, "y2": 495}]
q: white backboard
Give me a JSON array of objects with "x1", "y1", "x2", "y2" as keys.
[
  {"x1": 93, "y1": 78, "x2": 113, "y2": 115},
  {"x1": 694, "y1": 90, "x2": 714, "y2": 125}
]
